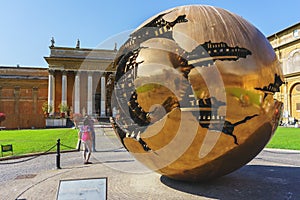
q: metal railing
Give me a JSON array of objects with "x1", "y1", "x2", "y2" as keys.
[{"x1": 0, "y1": 138, "x2": 76, "y2": 169}]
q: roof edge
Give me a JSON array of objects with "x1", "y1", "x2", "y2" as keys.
[
  {"x1": 267, "y1": 22, "x2": 300, "y2": 39},
  {"x1": 0, "y1": 66, "x2": 48, "y2": 70}
]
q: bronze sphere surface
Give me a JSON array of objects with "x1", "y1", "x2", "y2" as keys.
[{"x1": 110, "y1": 5, "x2": 283, "y2": 181}]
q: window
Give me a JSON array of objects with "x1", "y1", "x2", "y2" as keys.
[
  {"x1": 296, "y1": 84, "x2": 300, "y2": 92},
  {"x1": 293, "y1": 29, "x2": 299, "y2": 38},
  {"x1": 296, "y1": 103, "x2": 300, "y2": 111},
  {"x1": 287, "y1": 50, "x2": 300, "y2": 74},
  {"x1": 292, "y1": 52, "x2": 300, "y2": 72}
]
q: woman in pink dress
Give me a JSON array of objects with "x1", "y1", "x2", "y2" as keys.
[{"x1": 78, "y1": 117, "x2": 93, "y2": 164}]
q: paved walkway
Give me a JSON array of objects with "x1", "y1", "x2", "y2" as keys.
[{"x1": 0, "y1": 127, "x2": 299, "y2": 200}]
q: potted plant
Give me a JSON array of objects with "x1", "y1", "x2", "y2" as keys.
[
  {"x1": 42, "y1": 102, "x2": 53, "y2": 118},
  {"x1": 58, "y1": 103, "x2": 69, "y2": 118}
]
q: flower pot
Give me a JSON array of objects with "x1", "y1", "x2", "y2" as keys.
[{"x1": 60, "y1": 113, "x2": 65, "y2": 118}]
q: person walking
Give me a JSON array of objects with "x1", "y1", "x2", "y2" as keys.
[{"x1": 78, "y1": 117, "x2": 93, "y2": 164}]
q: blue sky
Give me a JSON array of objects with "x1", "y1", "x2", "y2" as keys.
[{"x1": 0, "y1": 0, "x2": 299, "y2": 67}]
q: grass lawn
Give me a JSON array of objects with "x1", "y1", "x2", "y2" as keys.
[
  {"x1": 0, "y1": 126, "x2": 298, "y2": 158},
  {"x1": 0, "y1": 128, "x2": 78, "y2": 157},
  {"x1": 267, "y1": 127, "x2": 300, "y2": 150}
]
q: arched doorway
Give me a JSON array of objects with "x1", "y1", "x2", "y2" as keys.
[{"x1": 290, "y1": 83, "x2": 300, "y2": 120}]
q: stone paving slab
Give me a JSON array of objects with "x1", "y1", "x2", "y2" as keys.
[
  {"x1": 1, "y1": 154, "x2": 299, "y2": 200},
  {"x1": 0, "y1": 127, "x2": 299, "y2": 200}
]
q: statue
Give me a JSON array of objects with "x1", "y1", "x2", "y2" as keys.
[
  {"x1": 76, "y1": 39, "x2": 80, "y2": 48},
  {"x1": 110, "y1": 5, "x2": 283, "y2": 182},
  {"x1": 50, "y1": 37, "x2": 55, "y2": 48},
  {"x1": 114, "y1": 42, "x2": 118, "y2": 51}
]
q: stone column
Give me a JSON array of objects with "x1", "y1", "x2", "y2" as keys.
[
  {"x1": 285, "y1": 80, "x2": 290, "y2": 116},
  {"x1": 48, "y1": 70, "x2": 55, "y2": 114},
  {"x1": 61, "y1": 70, "x2": 67, "y2": 105},
  {"x1": 87, "y1": 72, "x2": 93, "y2": 115},
  {"x1": 101, "y1": 76, "x2": 106, "y2": 116},
  {"x1": 284, "y1": 81, "x2": 287, "y2": 113},
  {"x1": 74, "y1": 72, "x2": 80, "y2": 113}
]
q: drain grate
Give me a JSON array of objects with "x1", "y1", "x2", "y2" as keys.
[{"x1": 15, "y1": 174, "x2": 37, "y2": 180}]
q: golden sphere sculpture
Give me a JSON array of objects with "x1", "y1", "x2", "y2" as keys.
[{"x1": 110, "y1": 5, "x2": 283, "y2": 181}]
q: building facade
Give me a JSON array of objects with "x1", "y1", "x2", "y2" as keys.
[
  {"x1": 268, "y1": 22, "x2": 300, "y2": 123},
  {"x1": 0, "y1": 66, "x2": 48, "y2": 129},
  {"x1": 44, "y1": 41, "x2": 117, "y2": 119},
  {"x1": 0, "y1": 41, "x2": 117, "y2": 129}
]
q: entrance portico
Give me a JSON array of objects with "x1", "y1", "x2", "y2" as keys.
[{"x1": 44, "y1": 42, "x2": 117, "y2": 118}]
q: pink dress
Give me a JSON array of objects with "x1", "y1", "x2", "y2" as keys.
[{"x1": 81, "y1": 125, "x2": 90, "y2": 142}]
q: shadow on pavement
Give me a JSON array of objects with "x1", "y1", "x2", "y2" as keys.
[{"x1": 160, "y1": 165, "x2": 300, "y2": 200}]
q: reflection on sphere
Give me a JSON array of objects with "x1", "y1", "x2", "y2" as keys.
[{"x1": 110, "y1": 5, "x2": 283, "y2": 181}]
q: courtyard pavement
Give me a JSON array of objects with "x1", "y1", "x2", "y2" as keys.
[{"x1": 0, "y1": 126, "x2": 299, "y2": 200}]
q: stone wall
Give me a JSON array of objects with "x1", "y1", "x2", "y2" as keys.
[
  {"x1": 268, "y1": 22, "x2": 300, "y2": 121},
  {"x1": 0, "y1": 66, "x2": 48, "y2": 129}
]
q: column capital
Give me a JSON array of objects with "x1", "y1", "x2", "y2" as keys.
[
  {"x1": 62, "y1": 70, "x2": 67, "y2": 76},
  {"x1": 76, "y1": 70, "x2": 83, "y2": 76},
  {"x1": 48, "y1": 69, "x2": 55, "y2": 75},
  {"x1": 87, "y1": 71, "x2": 95, "y2": 77}
]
